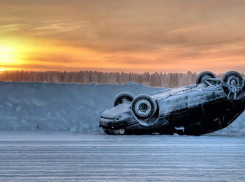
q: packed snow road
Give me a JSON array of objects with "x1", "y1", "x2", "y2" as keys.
[{"x1": 0, "y1": 132, "x2": 245, "y2": 182}]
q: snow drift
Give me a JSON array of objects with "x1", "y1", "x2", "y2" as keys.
[
  {"x1": 0, "y1": 81, "x2": 245, "y2": 135},
  {"x1": 0, "y1": 82, "x2": 163, "y2": 133}
]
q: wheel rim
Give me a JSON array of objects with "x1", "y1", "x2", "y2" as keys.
[
  {"x1": 135, "y1": 99, "x2": 152, "y2": 117},
  {"x1": 228, "y1": 76, "x2": 239, "y2": 93}
]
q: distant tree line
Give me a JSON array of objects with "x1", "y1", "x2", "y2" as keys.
[{"x1": 0, "y1": 70, "x2": 242, "y2": 88}]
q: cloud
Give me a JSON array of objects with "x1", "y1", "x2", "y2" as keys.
[
  {"x1": 31, "y1": 21, "x2": 90, "y2": 36},
  {"x1": 1, "y1": 0, "x2": 245, "y2": 72},
  {"x1": 0, "y1": 24, "x2": 20, "y2": 32}
]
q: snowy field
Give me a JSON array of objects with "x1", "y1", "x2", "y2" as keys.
[
  {"x1": 1, "y1": 132, "x2": 245, "y2": 182},
  {"x1": 1, "y1": 82, "x2": 245, "y2": 181},
  {"x1": 0, "y1": 82, "x2": 164, "y2": 133},
  {"x1": 1, "y1": 81, "x2": 245, "y2": 135}
]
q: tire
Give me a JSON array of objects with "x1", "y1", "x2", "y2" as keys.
[
  {"x1": 114, "y1": 92, "x2": 134, "y2": 106},
  {"x1": 132, "y1": 94, "x2": 157, "y2": 119},
  {"x1": 196, "y1": 71, "x2": 216, "y2": 85},
  {"x1": 222, "y1": 71, "x2": 245, "y2": 100}
]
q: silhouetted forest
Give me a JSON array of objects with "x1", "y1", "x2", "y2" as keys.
[{"x1": 0, "y1": 70, "x2": 241, "y2": 88}]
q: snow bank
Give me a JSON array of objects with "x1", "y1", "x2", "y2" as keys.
[
  {"x1": 212, "y1": 112, "x2": 245, "y2": 136},
  {"x1": 0, "y1": 81, "x2": 245, "y2": 135},
  {"x1": 0, "y1": 82, "x2": 163, "y2": 133}
]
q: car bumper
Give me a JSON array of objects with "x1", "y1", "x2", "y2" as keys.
[{"x1": 99, "y1": 117, "x2": 129, "y2": 129}]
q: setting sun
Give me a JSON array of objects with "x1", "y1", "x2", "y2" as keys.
[
  {"x1": 0, "y1": 38, "x2": 34, "y2": 70},
  {"x1": 0, "y1": 67, "x2": 5, "y2": 74},
  {"x1": 0, "y1": 46, "x2": 16, "y2": 64}
]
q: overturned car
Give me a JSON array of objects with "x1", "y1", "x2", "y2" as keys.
[{"x1": 99, "y1": 71, "x2": 245, "y2": 135}]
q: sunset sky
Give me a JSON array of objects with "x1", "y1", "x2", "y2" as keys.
[{"x1": 1, "y1": 0, "x2": 245, "y2": 73}]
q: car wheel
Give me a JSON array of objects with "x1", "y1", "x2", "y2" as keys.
[
  {"x1": 196, "y1": 71, "x2": 216, "y2": 85},
  {"x1": 114, "y1": 92, "x2": 134, "y2": 106},
  {"x1": 132, "y1": 94, "x2": 157, "y2": 119},
  {"x1": 222, "y1": 71, "x2": 245, "y2": 100}
]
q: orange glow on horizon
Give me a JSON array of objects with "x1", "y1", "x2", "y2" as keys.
[{"x1": 0, "y1": 36, "x2": 244, "y2": 74}]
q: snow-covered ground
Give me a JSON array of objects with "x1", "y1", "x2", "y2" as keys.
[
  {"x1": 0, "y1": 82, "x2": 164, "y2": 133},
  {"x1": 1, "y1": 82, "x2": 245, "y2": 181},
  {"x1": 0, "y1": 81, "x2": 245, "y2": 135},
  {"x1": 0, "y1": 132, "x2": 245, "y2": 182}
]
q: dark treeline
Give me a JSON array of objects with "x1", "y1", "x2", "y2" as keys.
[{"x1": 0, "y1": 70, "x2": 239, "y2": 88}]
